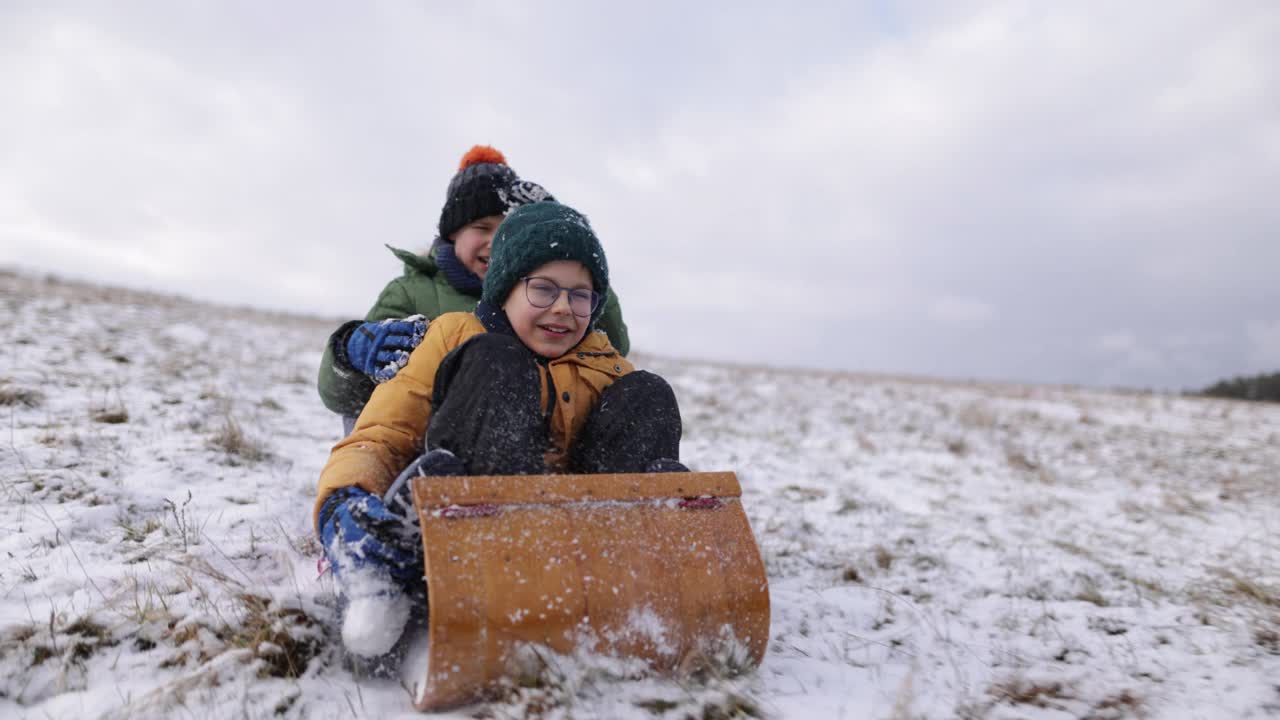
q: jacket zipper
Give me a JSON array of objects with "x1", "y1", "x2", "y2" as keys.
[{"x1": 537, "y1": 359, "x2": 556, "y2": 431}]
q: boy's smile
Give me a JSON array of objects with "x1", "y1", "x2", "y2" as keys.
[
  {"x1": 537, "y1": 322, "x2": 571, "y2": 336},
  {"x1": 502, "y1": 260, "x2": 593, "y2": 359}
]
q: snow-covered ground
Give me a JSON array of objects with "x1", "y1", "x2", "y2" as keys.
[{"x1": 2, "y1": 267, "x2": 1278, "y2": 719}]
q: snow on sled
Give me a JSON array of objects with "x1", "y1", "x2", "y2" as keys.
[{"x1": 407, "y1": 470, "x2": 770, "y2": 711}]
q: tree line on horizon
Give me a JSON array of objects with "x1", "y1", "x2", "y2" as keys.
[{"x1": 1198, "y1": 371, "x2": 1280, "y2": 403}]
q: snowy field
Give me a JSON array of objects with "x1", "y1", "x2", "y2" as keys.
[{"x1": 2, "y1": 267, "x2": 1278, "y2": 719}]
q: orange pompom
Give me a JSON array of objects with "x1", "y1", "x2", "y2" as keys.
[{"x1": 458, "y1": 145, "x2": 507, "y2": 170}]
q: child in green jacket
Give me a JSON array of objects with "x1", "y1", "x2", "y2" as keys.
[{"x1": 316, "y1": 146, "x2": 631, "y2": 430}]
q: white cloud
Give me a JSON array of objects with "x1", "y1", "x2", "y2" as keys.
[
  {"x1": 1097, "y1": 332, "x2": 1139, "y2": 355},
  {"x1": 1246, "y1": 321, "x2": 1280, "y2": 371},
  {"x1": 1095, "y1": 331, "x2": 1164, "y2": 372},
  {"x1": 929, "y1": 296, "x2": 994, "y2": 329}
]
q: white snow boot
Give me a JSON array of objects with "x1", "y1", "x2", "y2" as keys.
[{"x1": 342, "y1": 590, "x2": 411, "y2": 658}]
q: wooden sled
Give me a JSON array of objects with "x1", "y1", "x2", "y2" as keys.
[{"x1": 407, "y1": 471, "x2": 770, "y2": 711}]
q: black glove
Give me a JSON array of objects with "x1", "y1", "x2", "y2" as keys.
[{"x1": 383, "y1": 449, "x2": 469, "y2": 520}]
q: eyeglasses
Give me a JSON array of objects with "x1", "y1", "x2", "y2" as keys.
[{"x1": 521, "y1": 277, "x2": 600, "y2": 318}]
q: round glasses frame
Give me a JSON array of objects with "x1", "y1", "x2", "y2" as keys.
[{"x1": 520, "y1": 277, "x2": 600, "y2": 318}]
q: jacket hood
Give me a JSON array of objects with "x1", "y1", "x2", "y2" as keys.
[{"x1": 387, "y1": 244, "x2": 440, "y2": 276}]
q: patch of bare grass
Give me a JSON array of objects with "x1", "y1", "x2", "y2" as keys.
[
  {"x1": 1252, "y1": 617, "x2": 1280, "y2": 655},
  {"x1": 116, "y1": 515, "x2": 162, "y2": 543},
  {"x1": 834, "y1": 497, "x2": 860, "y2": 515},
  {"x1": 157, "y1": 592, "x2": 325, "y2": 680},
  {"x1": 1085, "y1": 690, "x2": 1145, "y2": 719},
  {"x1": 1005, "y1": 446, "x2": 1039, "y2": 473},
  {"x1": 1074, "y1": 573, "x2": 1110, "y2": 607},
  {"x1": 988, "y1": 677, "x2": 1074, "y2": 711},
  {"x1": 0, "y1": 613, "x2": 120, "y2": 705},
  {"x1": 1161, "y1": 490, "x2": 1209, "y2": 515},
  {"x1": 1087, "y1": 616, "x2": 1130, "y2": 636},
  {"x1": 0, "y1": 382, "x2": 44, "y2": 408},
  {"x1": 873, "y1": 545, "x2": 894, "y2": 571},
  {"x1": 1206, "y1": 569, "x2": 1280, "y2": 609},
  {"x1": 228, "y1": 594, "x2": 327, "y2": 679},
  {"x1": 92, "y1": 408, "x2": 129, "y2": 424},
  {"x1": 957, "y1": 402, "x2": 997, "y2": 429},
  {"x1": 779, "y1": 484, "x2": 827, "y2": 502},
  {"x1": 208, "y1": 413, "x2": 272, "y2": 464},
  {"x1": 88, "y1": 383, "x2": 129, "y2": 423}
]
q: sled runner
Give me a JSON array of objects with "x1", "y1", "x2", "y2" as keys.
[{"x1": 407, "y1": 471, "x2": 770, "y2": 710}]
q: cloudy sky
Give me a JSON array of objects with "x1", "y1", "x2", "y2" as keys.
[{"x1": 3, "y1": 1, "x2": 1277, "y2": 390}]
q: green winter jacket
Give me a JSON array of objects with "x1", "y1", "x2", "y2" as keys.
[{"x1": 317, "y1": 244, "x2": 630, "y2": 416}]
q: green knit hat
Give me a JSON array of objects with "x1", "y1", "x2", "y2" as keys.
[{"x1": 482, "y1": 202, "x2": 610, "y2": 326}]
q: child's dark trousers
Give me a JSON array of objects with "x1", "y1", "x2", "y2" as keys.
[{"x1": 424, "y1": 333, "x2": 682, "y2": 475}]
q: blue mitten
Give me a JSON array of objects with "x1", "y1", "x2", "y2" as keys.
[
  {"x1": 319, "y1": 487, "x2": 422, "y2": 588},
  {"x1": 345, "y1": 316, "x2": 428, "y2": 383}
]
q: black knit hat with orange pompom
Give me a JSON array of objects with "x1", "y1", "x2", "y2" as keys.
[{"x1": 437, "y1": 145, "x2": 554, "y2": 242}]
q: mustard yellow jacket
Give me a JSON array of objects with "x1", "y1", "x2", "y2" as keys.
[{"x1": 314, "y1": 311, "x2": 634, "y2": 528}]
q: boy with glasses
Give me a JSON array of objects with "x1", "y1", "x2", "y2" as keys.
[{"x1": 314, "y1": 201, "x2": 685, "y2": 673}]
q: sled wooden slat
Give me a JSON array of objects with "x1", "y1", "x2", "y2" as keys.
[
  {"x1": 414, "y1": 470, "x2": 743, "y2": 508},
  {"x1": 410, "y1": 472, "x2": 770, "y2": 711}
]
